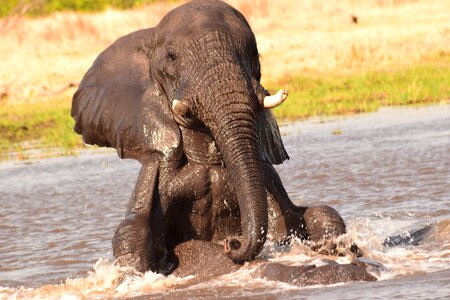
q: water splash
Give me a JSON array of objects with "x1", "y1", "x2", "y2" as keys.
[
  {"x1": 1, "y1": 217, "x2": 449, "y2": 299},
  {"x1": 0, "y1": 259, "x2": 188, "y2": 299}
]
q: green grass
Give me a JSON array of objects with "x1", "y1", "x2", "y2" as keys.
[
  {"x1": 0, "y1": 0, "x2": 161, "y2": 18},
  {"x1": 269, "y1": 53, "x2": 450, "y2": 120},
  {"x1": 0, "y1": 53, "x2": 449, "y2": 160},
  {"x1": 0, "y1": 96, "x2": 82, "y2": 159}
]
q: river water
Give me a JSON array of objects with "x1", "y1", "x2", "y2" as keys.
[{"x1": 0, "y1": 105, "x2": 449, "y2": 299}]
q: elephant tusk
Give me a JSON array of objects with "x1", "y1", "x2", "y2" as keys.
[
  {"x1": 263, "y1": 89, "x2": 288, "y2": 109},
  {"x1": 172, "y1": 99, "x2": 189, "y2": 116}
]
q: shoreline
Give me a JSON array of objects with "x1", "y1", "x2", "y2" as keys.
[
  {"x1": 2, "y1": 103, "x2": 447, "y2": 163},
  {"x1": 1, "y1": 53, "x2": 448, "y2": 162}
]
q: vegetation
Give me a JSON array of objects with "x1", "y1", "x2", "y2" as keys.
[
  {"x1": 0, "y1": 0, "x2": 449, "y2": 160},
  {"x1": 272, "y1": 53, "x2": 450, "y2": 120},
  {"x1": 1, "y1": 52, "x2": 448, "y2": 160},
  {"x1": 0, "y1": 0, "x2": 159, "y2": 17},
  {"x1": 0, "y1": 96, "x2": 81, "y2": 160}
]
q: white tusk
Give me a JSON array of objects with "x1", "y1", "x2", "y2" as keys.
[
  {"x1": 263, "y1": 89, "x2": 288, "y2": 109},
  {"x1": 172, "y1": 99, "x2": 189, "y2": 116}
]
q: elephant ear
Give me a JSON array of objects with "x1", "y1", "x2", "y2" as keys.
[
  {"x1": 257, "y1": 110, "x2": 289, "y2": 164},
  {"x1": 71, "y1": 28, "x2": 182, "y2": 162}
]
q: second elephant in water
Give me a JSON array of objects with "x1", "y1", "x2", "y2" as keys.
[
  {"x1": 172, "y1": 240, "x2": 377, "y2": 285},
  {"x1": 71, "y1": 0, "x2": 347, "y2": 275}
]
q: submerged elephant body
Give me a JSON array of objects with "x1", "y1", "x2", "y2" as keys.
[
  {"x1": 72, "y1": 0, "x2": 347, "y2": 275},
  {"x1": 172, "y1": 240, "x2": 377, "y2": 285}
]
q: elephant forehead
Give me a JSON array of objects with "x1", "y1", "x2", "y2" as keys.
[{"x1": 157, "y1": 0, "x2": 253, "y2": 43}]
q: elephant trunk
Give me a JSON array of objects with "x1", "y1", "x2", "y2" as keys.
[{"x1": 202, "y1": 81, "x2": 268, "y2": 263}]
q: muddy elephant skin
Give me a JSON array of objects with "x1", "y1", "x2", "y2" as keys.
[
  {"x1": 72, "y1": 0, "x2": 346, "y2": 274},
  {"x1": 173, "y1": 240, "x2": 377, "y2": 285}
]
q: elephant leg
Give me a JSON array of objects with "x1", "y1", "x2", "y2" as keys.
[
  {"x1": 301, "y1": 206, "x2": 359, "y2": 257},
  {"x1": 112, "y1": 162, "x2": 174, "y2": 275},
  {"x1": 266, "y1": 190, "x2": 306, "y2": 243},
  {"x1": 262, "y1": 162, "x2": 346, "y2": 243},
  {"x1": 262, "y1": 162, "x2": 308, "y2": 242},
  {"x1": 161, "y1": 162, "x2": 218, "y2": 247}
]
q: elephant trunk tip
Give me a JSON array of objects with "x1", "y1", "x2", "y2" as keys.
[
  {"x1": 223, "y1": 238, "x2": 241, "y2": 253},
  {"x1": 223, "y1": 230, "x2": 267, "y2": 264}
]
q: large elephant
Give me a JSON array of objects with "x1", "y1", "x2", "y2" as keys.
[{"x1": 71, "y1": 0, "x2": 346, "y2": 274}]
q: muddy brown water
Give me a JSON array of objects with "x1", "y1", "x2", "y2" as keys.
[{"x1": 0, "y1": 105, "x2": 449, "y2": 299}]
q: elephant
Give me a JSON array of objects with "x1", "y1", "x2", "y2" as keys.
[
  {"x1": 171, "y1": 240, "x2": 377, "y2": 285},
  {"x1": 71, "y1": 0, "x2": 348, "y2": 275}
]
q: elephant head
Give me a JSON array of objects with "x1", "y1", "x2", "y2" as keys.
[{"x1": 71, "y1": 0, "x2": 288, "y2": 265}]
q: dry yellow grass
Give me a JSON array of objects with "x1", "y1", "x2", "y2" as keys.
[
  {"x1": 231, "y1": 0, "x2": 450, "y2": 83},
  {"x1": 0, "y1": 0, "x2": 449, "y2": 103},
  {"x1": 0, "y1": 2, "x2": 179, "y2": 103}
]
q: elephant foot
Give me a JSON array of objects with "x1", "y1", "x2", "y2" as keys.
[
  {"x1": 112, "y1": 213, "x2": 175, "y2": 275},
  {"x1": 300, "y1": 205, "x2": 364, "y2": 257},
  {"x1": 303, "y1": 205, "x2": 346, "y2": 241}
]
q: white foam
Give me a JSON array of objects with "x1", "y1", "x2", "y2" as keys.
[{"x1": 1, "y1": 217, "x2": 449, "y2": 299}]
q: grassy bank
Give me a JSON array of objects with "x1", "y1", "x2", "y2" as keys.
[
  {"x1": 272, "y1": 53, "x2": 450, "y2": 120},
  {"x1": 1, "y1": 53, "x2": 448, "y2": 160},
  {"x1": 0, "y1": 95, "x2": 81, "y2": 160},
  {"x1": 0, "y1": 0, "x2": 160, "y2": 18}
]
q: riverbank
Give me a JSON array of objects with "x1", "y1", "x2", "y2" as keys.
[
  {"x1": 1, "y1": 53, "x2": 448, "y2": 160},
  {"x1": 1, "y1": 0, "x2": 449, "y2": 160},
  {"x1": 273, "y1": 54, "x2": 449, "y2": 120}
]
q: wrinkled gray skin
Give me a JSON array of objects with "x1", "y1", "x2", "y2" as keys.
[
  {"x1": 71, "y1": 0, "x2": 346, "y2": 275},
  {"x1": 173, "y1": 240, "x2": 377, "y2": 285}
]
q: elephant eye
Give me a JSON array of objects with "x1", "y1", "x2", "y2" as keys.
[{"x1": 167, "y1": 50, "x2": 178, "y2": 62}]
